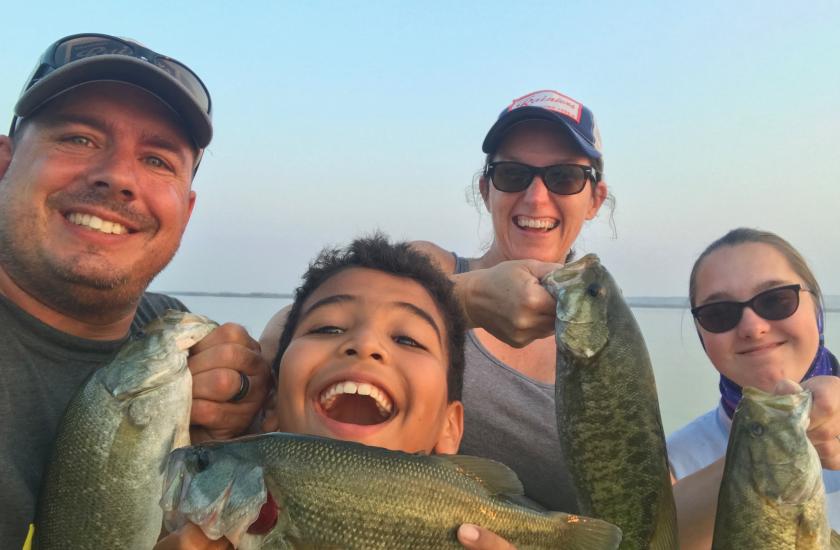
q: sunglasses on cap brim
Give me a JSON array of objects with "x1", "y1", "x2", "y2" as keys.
[{"x1": 11, "y1": 33, "x2": 211, "y2": 137}]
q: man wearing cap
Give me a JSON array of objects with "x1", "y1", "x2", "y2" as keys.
[{"x1": 0, "y1": 34, "x2": 270, "y2": 548}]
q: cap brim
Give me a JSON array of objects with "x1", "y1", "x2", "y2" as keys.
[
  {"x1": 482, "y1": 107, "x2": 600, "y2": 160},
  {"x1": 14, "y1": 55, "x2": 212, "y2": 149}
]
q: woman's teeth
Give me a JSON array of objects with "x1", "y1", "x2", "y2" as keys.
[
  {"x1": 67, "y1": 212, "x2": 128, "y2": 235},
  {"x1": 514, "y1": 216, "x2": 557, "y2": 230},
  {"x1": 320, "y1": 380, "x2": 393, "y2": 418}
]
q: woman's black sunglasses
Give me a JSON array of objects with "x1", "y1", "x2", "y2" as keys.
[
  {"x1": 691, "y1": 284, "x2": 811, "y2": 334},
  {"x1": 485, "y1": 161, "x2": 600, "y2": 195}
]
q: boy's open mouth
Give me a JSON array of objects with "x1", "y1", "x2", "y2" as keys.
[{"x1": 319, "y1": 380, "x2": 395, "y2": 425}]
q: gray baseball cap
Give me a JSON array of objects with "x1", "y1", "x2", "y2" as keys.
[{"x1": 12, "y1": 33, "x2": 212, "y2": 149}]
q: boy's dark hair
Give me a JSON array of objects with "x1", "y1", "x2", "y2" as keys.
[{"x1": 273, "y1": 234, "x2": 466, "y2": 402}]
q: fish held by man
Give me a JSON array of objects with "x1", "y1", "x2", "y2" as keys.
[
  {"x1": 712, "y1": 384, "x2": 840, "y2": 550},
  {"x1": 161, "y1": 432, "x2": 622, "y2": 549},
  {"x1": 33, "y1": 310, "x2": 217, "y2": 550},
  {"x1": 544, "y1": 254, "x2": 677, "y2": 550}
]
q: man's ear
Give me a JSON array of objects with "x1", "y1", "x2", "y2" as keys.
[
  {"x1": 432, "y1": 400, "x2": 464, "y2": 455},
  {"x1": 0, "y1": 136, "x2": 13, "y2": 180}
]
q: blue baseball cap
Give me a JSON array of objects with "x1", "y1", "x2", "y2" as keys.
[{"x1": 482, "y1": 90, "x2": 603, "y2": 171}]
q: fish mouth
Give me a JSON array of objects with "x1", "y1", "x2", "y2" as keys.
[
  {"x1": 513, "y1": 215, "x2": 558, "y2": 232},
  {"x1": 317, "y1": 379, "x2": 396, "y2": 426}
]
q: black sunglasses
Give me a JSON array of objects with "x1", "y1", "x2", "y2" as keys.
[
  {"x1": 485, "y1": 161, "x2": 600, "y2": 195},
  {"x1": 691, "y1": 284, "x2": 811, "y2": 334},
  {"x1": 11, "y1": 33, "x2": 211, "y2": 134}
]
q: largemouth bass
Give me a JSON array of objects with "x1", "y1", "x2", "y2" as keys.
[
  {"x1": 34, "y1": 310, "x2": 217, "y2": 550},
  {"x1": 713, "y1": 385, "x2": 840, "y2": 550},
  {"x1": 161, "y1": 432, "x2": 622, "y2": 549},
  {"x1": 544, "y1": 254, "x2": 677, "y2": 550}
]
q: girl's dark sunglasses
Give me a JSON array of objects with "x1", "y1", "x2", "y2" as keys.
[
  {"x1": 485, "y1": 161, "x2": 600, "y2": 195},
  {"x1": 691, "y1": 284, "x2": 811, "y2": 334}
]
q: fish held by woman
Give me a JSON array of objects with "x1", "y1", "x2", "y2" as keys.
[
  {"x1": 161, "y1": 432, "x2": 622, "y2": 549},
  {"x1": 712, "y1": 384, "x2": 840, "y2": 550},
  {"x1": 33, "y1": 310, "x2": 217, "y2": 550},
  {"x1": 544, "y1": 254, "x2": 677, "y2": 549}
]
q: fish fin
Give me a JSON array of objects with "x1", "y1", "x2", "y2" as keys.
[
  {"x1": 554, "y1": 513, "x2": 622, "y2": 550},
  {"x1": 436, "y1": 454, "x2": 525, "y2": 496},
  {"x1": 649, "y1": 479, "x2": 679, "y2": 550},
  {"x1": 831, "y1": 529, "x2": 840, "y2": 550},
  {"x1": 165, "y1": 459, "x2": 267, "y2": 548},
  {"x1": 104, "y1": 346, "x2": 188, "y2": 400}
]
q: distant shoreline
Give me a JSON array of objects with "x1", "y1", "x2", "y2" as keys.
[{"x1": 157, "y1": 291, "x2": 840, "y2": 312}]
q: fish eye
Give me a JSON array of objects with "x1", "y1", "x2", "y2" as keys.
[
  {"x1": 586, "y1": 283, "x2": 603, "y2": 298},
  {"x1": 195, "y1": 448, "x2": 211, "y2": 472},
  {"x1": 749, "y1": 422, "x2": 765, "y2": 437}
]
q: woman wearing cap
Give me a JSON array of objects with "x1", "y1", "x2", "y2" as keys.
[
  {"x1": 254, "y1": 90, "x2": 607, "y2": 549},
  {"x1": 668, "y1": 228, "x2": 840, "y2": 548},
  {"x1": 412, "y1": 89, "x2": 609, "y2": 517}
]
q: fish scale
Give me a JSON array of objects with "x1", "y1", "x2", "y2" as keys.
[
  {"x1": 712, "y1": 387, "x2": 836, "y2": 550},
  {"x1": 162, "y1": 433, "x2": 623, "y2": 549},
  {"x1": 544, "y1": 254, "x2": 678, "y2": 550},
  {"x1": 33, "y1": 311, "x2": 217, "y2": 550}
]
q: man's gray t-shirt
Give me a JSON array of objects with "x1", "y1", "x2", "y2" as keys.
[{"x1": 0, "y1": 292, "x2": 187, "y2": 549}]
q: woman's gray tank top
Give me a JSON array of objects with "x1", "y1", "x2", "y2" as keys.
[{"x1": 453, "y1": 253, "x2": 578, "y2": 512}]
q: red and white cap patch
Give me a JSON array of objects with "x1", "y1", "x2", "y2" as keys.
[{"x1": 507, "y1": 90, "x2": 583, "y2": 123}]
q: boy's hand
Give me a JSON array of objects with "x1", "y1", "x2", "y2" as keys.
[
  {"x1": 458, "y1": 524, "x2": 518, "y2": 549},
  {"x1": 155, "y1": 523, "x2": 232, "y2": 549},
  {"x1": 188, "y1": 323, "x2": 271, "y2": 442}
]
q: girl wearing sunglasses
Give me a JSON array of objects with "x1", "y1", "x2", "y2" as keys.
[{"x1": 668, "y1": 227, "x2": 840, "y2": 548}]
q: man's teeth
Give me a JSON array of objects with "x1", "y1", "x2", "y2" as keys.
[
  {"x1": 515, "y1": 216, "x2": 557, "y2": 230},
  {"x1": 67, "y1": 212, "x2": 128, "y2": 235},
  {"x1": 320, "y1": 380, "x2": 393, "y2": 417}
]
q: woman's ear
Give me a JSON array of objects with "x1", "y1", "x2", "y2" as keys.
[
  {"x1": 432, "y1": 400, "x2": 464, "y2": 454},
  {"x1": 478, "y1": 177, "x2": 490, "y2": 210},
  {"x1": 585, "y1": 180, "x2": 609, "y2": 220}
]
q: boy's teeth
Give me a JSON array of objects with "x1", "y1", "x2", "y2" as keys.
[
  {"x1": 320, "y1": 380, "x2": 393, "y2": 416},
  {"x1": 515, "y1": 216, "x2": 557, "y2": 230},
  {"x1": 66, "y1": 212, "x2": 128, "y2": 235}
]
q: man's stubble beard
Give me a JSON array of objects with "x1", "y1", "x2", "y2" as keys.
[{"x1": 0, "y1": 211, "x2": 178, "y2": 324}]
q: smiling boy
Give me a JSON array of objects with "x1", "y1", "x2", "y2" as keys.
[{"x1": 261, "y1": 234, "x2": 467, "y2": 455}]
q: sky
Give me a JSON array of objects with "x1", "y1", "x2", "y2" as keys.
[{"x1": 2, "y1": 1, "x2": 838, "y2": 299}]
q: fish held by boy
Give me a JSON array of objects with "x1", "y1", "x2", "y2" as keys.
[
  {"x1": 712, "y1": 384, "x2": 840, "y2": 550},
  {"x1": 161, "y1": 432, "x2": 622, "y2": 549},
  {"x1": 543, "y1": 254, "x2": 677, "y2": 550},
  {"x1": 33, "y1": 310, "x2": 217, "y2": 550}
]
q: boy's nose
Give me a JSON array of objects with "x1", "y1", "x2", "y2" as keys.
[{"x1": 341, "y1": 329, "x2": 387, "y2": 362}]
